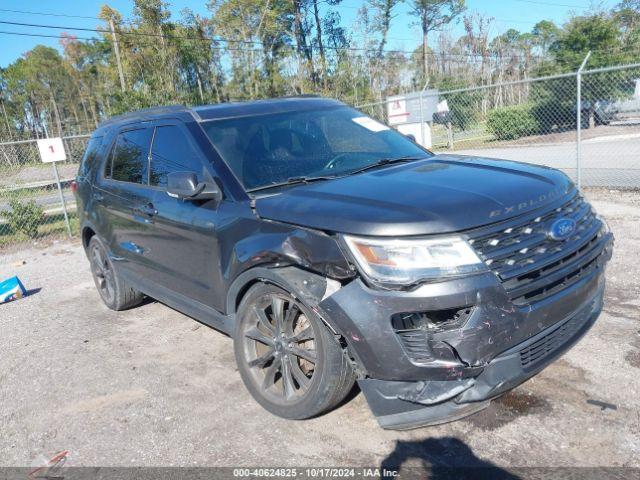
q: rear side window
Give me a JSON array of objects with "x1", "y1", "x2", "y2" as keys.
[
  {"x1": 109, "y1": 128, "x2": 152, "y2": 184},
  {"x1": 149, "y1": 125, "x2": 204, "y2": 188},
  {"x1": 78, "y1": 136, "x2": 103, "y2": 177}
]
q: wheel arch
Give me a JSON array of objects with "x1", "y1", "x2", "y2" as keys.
[
  {"x1": 81, "y1": 224, "x2": 97, "y2": 249},
  {"x1": 226, "y1": 266, "x2": 339, "y2": 336},
  {"x1": 227, "y1": 265, "x2": 364, "y2": 376}
]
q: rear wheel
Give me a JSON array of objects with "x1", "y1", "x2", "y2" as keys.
[
  {"x1": 88, "y1": 236, "x2": 144, "y2": 311},
  {"x1": 234, "y1": 283, "x2": 355, "y2": 420}
]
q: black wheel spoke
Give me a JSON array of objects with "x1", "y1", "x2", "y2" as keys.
[
  {"x1": 242, "y1": 291, "x2": 320, "y2": 403},
  {"x1": 283, "y1": 303, "x2": 299, "y2": 335},
  {"x1": 94, "y1": 247, "x2": 105, "y2": 268},
  {"x1": 290, "y1": 325, "x2": 314, "y2": 343},
  {"x1": 92, "y1": 253, "x2": 103, "y2": 275},
  {"x1": 281, "y1": 356, "x2": 296, "y2": 399},
  {"x1": 289, "y1": 359, "x2": 311, "y2": 389},
  {"x1": 104, "y1": 275, "x2": 114, "y2": 297},
  {"x1": 248, "y1": 349, "x2": 275, "y2": 368},
  {"x1": 261, "y1": 356, "x2": 282, "y2": 391},
  {"x1": 254, "y1": 306, "x2": 275, "y2": 333},
  {"x1": 245, "y1": 327, "x2": 275, "y2": 347},
  {"x1": 271, "y1": 296, "x2": 284, "y2": 334},
  {"x1": 288, "y1": 345, "x2": 317, "y2": 363},
  {"x1": 91, "y1": 245, "x2": 115, "y2": 302}
]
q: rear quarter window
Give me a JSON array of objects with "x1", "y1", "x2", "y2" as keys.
[{"x1": 78, "y1": 136, "x2": 103, "y2": 177}]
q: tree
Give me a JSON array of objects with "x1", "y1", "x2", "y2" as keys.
[
  {"x1": 532, "y1": 20, "x2": 560, "y2": 57},
  {"x1": 409, "y1": 0, "x2": 465, "y2": 80},
  {"x1": 614, "y1": 0, "x2": 640, "y2": 57},
  {"x1": 1, "y1": 0, "x2": 638, "y2": 144},
  {"x1": 368, "y1": 0, "x2": 400, "y2": 60},
  {"x1": 549, "y1": 14, "x2": 627, "y2": 69},
  {"x1": 615, "y1": 0, "x2": 640, "y2": 32}
]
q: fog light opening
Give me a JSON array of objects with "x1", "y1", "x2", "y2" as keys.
[{"x1": 391, "y1": 306, "x2": 475, "y2": 333}]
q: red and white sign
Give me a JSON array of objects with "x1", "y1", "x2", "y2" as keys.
[
  {"x1": 387, "y1": 99, "x2": 409, "y2": 125},
  {"x1": 37, "y1": 138, "x2": 67, "y2": 163}
]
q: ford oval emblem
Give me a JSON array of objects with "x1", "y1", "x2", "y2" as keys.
[{"x1": 548, "y1": 217, "x2": 576, "y2": 241}]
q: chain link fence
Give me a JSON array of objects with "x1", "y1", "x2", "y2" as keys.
[
  {"x1": 0, "y1": 135, "x2": 89, "y2": 252},
  {"x1": 357, "y1": 62, "x2": 640, "y2": 189},
  {"x1": 1, "y1": 61, "x2": 639, "y2": 251}
]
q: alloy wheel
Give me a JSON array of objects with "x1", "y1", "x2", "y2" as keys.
[
  {"x1": 90, "y1": 244, "x2": 115, "y2": 305},
  {"x1": 241, "y1": 293, "x2": 318, "y2": 404}
]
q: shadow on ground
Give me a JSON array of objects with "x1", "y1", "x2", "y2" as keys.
[{"x1": 380, "y1": 437, "x2": 519, "y2": 479}]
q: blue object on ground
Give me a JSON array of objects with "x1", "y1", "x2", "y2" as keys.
[{"x1": 0, "y1": 276, "x2": 27, "y2": 304}]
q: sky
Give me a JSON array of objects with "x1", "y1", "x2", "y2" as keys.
[{"x1": 0, "y1": 0, "x2": 619, "y2": 67}]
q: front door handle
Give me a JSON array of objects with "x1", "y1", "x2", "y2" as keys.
[{"x1": 133, "y1": 203, "x2": 157, "y2": 218}]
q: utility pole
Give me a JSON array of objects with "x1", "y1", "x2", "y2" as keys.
[
  {"x1": 419, "y1": 79, "x2": 429, "y2": 148},
  {"x1": 576, "y1": 51, "x2": 591, "y2": 191},
  {"x1": 109, "y1": 18, "x2": 126, "y2": 92}
]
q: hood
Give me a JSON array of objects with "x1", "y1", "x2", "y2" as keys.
[{"x1": 254, "y1": 155, "x2": 576, "y2": 236}]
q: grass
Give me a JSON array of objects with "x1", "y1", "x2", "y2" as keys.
[
  {"x1": 0, "y1": 161, "x2": 49, "y2": 176},
  {"x1": 430, "y1": 120, "x2": 498, "y2": 151},
  {"x1": 0, "y1": 211, "x2": 78, "y2": 249},
  {"x1": 0, "y1": 184, "x2": 63, "y2": 202}
]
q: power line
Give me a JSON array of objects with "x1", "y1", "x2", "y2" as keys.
[
  {"x1": 0, "y1": 3, "x2": 587, "y2": 50},
  {"x1": 0, "y1": 29, "x2": 550, "y2": 65},
  {"x1": 0, "y1": 20, "x2": 437, "y2": 56},
  {"x1": 0, "y1": 19, "x2": 553, "y2": 60},
  {"x1": 0, "y1": 7, "x2": 101, "y2": 20},
  {"x1": 0, "y1": 30, "x2": 91, "y2": 40},
  {"x1": 512, "y1": 0, "x2": 589, "y2": 7},
  {"x1": 0, "y1": 19, "x2": 306, "y2": 49},
  {"x1": 0, "y1": 30, "x2": 263, "y2": 53}
]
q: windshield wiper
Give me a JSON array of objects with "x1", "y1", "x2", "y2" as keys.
[
  {"x1": 246, "y1": 175, "x2": 335, "y2": 193},
  {"x1": 343, "y1": 155, "x2": 426, "y2": 176},
  {"x1": 246, "y1": 155, "x2": 426, "y2": 193}
]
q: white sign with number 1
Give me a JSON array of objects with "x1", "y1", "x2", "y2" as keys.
[{"x1": 37, "y1": 137, "x2": 67, "y2": 163}]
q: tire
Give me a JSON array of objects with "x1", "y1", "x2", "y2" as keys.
[
  {"x1": 234, "y1": 282, "x2": 356, "y2": 420},
  {"x1": 88, "y1": 236, "x2": 145, "y2": 311}
]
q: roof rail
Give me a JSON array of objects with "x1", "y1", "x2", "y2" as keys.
[{"x1": 98, "y1": 104, "x2": 193, "y2": 128}]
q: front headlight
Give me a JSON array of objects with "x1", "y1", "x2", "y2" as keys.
[{"x1": 342, "y1": 235, "x2": 486, "y2": 286}]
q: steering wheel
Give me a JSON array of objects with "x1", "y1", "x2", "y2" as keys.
[{"x1": 323, "y1": 152, "x2": 351, "y2": 171}]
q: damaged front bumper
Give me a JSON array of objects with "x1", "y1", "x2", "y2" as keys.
[
  {"x1": 357, "y1": 288, "x2": 603, "y2": 429},
  {"x1": 314, "y1": 232, "x2": 612, "y2": 429}
]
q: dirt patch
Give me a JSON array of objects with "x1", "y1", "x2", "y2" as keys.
[
  {"x1": 463, "y1": 390, "x2": 550, "y2": 431},
  {"x1": 64, "y1": 389, "x2": 148, "y2": 413},
  {"x1": 625, "y1": 334, "x2": 640, "y2": 369},
  {"x1": 624, "y1": 350, "x2": 640, "y2": 368}
]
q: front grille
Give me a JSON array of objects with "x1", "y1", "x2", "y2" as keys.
[
  {"x1": 519, "y1": 300, "x2": 594, "y2": 368},
  {"x1": 468, "y1": 194, "x2": 606, "y2": 305}
]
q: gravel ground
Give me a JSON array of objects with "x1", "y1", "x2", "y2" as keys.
[{"x1": 1, "y1": 188, "x2": 639, "y2": 473}]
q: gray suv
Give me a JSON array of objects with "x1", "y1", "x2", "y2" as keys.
[{"x1": 74, "y1": 97, "x2": 613, "y2": 429}]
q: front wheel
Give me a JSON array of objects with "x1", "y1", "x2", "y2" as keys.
[{"x1": 234, "y1": 283, "x2": 355, "y2": 420}]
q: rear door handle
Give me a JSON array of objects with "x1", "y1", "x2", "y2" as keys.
[
  {"x1": 133, "y1": 203, "x2": 157, "y2": 218},
  {"x1": 93, "y1": 192, "x2": 104, "y2": 202}
]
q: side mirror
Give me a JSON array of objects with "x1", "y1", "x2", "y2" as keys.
[{"x1": 167, "y1": 171, "x2": 222, "y2": 202}]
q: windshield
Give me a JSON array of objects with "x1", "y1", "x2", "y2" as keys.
[{"x1": 201, "y1": 106, "x2": 432, "y2": 191}]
